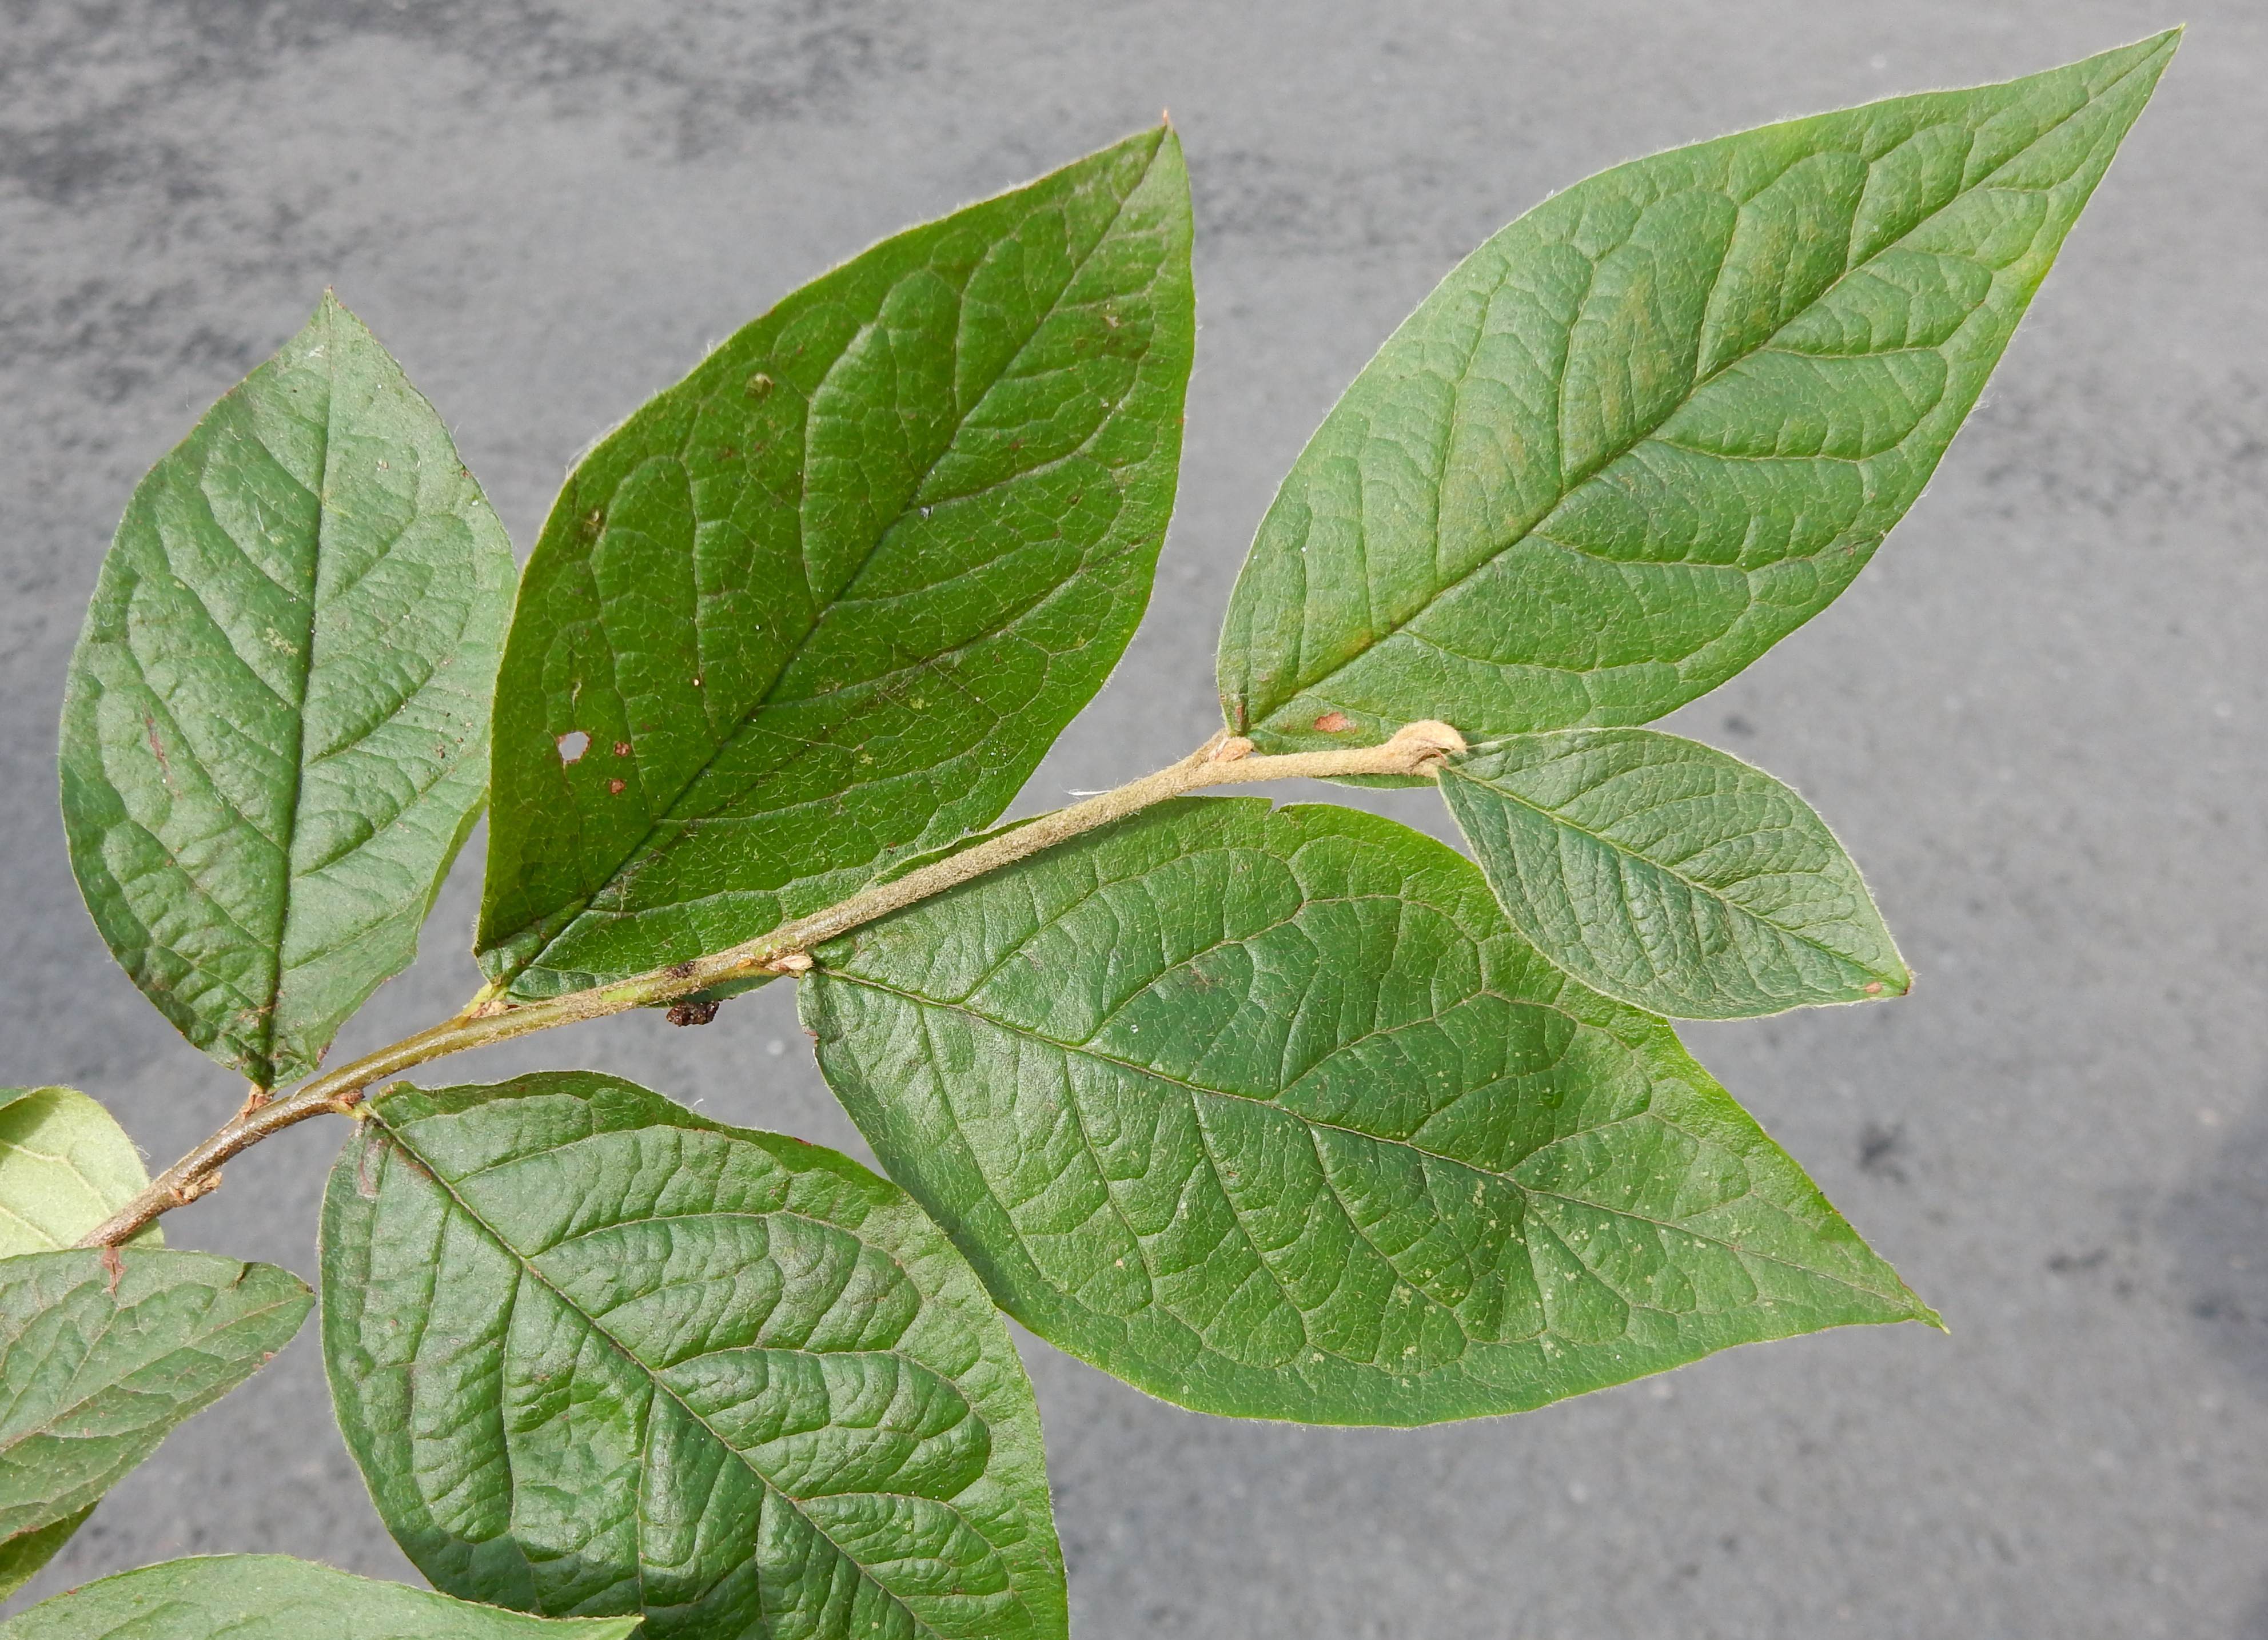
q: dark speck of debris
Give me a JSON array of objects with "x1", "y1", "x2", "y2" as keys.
[
  {"x1": 1857, "y1": 1122, "x2": 1907, "y2": 1182},
  {"x1": 667, "y1": 999, "x2": 722, "y2": 1027},
  {"x1": 2048, "y1": 1249, "x2": 2108, "y2": 1274},
  {"x1": 1723, "y1": 714, "x2": 1755, "y2": 736}
]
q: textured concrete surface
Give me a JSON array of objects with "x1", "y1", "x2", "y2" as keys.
[{"x1": 2, "y1": 3, "x2": 2263, "y2": 1635}]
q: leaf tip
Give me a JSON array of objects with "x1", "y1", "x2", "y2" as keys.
[{"x1": 1860, "y1": 965, "x2": 1914, "y2": 1002}]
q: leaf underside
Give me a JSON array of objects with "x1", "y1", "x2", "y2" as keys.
[
  {"x1": 1439, "y1": 730, "x2": 1907, "y2": 1018},
  {"x1": 0, "y1": 1087, "x2": 161, "y2": 1256},
  {"x1": 0, "y1": 1555, "x2": 643, "y2": 1638},
  {"x1": 321, "y1": 1073, "x2": 1067, "y2": 1640},
  {"x1": 0, "y1": 1251, "x2": 312, "y2": 1551},
  {"x1": 1217, "y1": 34, "x2": 2174, "y2": 761},
  {"x1": 803, "y1": 798, "x2": 1934, "y2": 1426},
  {"x1": 476, "y1": 127, "x2": 1196, "y2": 1000},
  {"x1": 59, "y1": 294, "x2": 516, "y2": 1089},
  {"x1": 0, "y1": 1086, "x2": 170, "y2": 1586},
  {"x1": 0, "y1": 1504, "x2": 93, "y2": 1605}
]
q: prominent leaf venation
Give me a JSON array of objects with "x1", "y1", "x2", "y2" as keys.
[
  {"x1": 806, "y1": 798, "x2": 1934, "y2": 1424},
  {"x1": 61, "y1": 294, "x2": 514, "y2": 1086},
  {"x1": 1439, "y1": 730, "x2": 1906, "y2": 1017},
  {"x1": 325, "y1": 1076, "x2": 1066, "y2": 1639},
  {"x1": 0, "y1": 1250, "x2": 312, "y2": 1549},
  {"x1": 1292, "y1": 151, "x2": 2035, "y2": 687},
  {"x1": 1218, "y1": 35, "x2": 2175, "y2": 752},
  {"x1": 479, "y1": 128, "x2": 1194, "y2": 999},
  {"x1": 831, "y1": 965, "x2": 1894, "y2": 1310},
  {"x1": 376, "y1": 1180, "x2": 959, "y2": 1631}
]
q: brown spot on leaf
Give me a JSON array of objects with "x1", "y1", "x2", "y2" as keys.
[
  {"x1": 613, "y1": 741, "x2": 632, "y2": 757},
  {"x1": 143, "y1": 715, "x2": 173, "y2": 785},
  {"x1": 1314, "y1": 711, "x2": 1353, "y2": 733},
  {"x1": 608, "y1": 778, "x2": 626, "y2": 795}
]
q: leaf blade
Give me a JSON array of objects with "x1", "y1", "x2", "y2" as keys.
[
  {"x1": 1438, "y1": 730, "x2": 1907, "y2": 1018},
  {"x1": 802, "y1": 798, "x2": 1933, "y2": 1426},
  {"x1": 0, "y1": 1088, "x2": 161, "y2": 1256},
  {"x1": 1217, "y1": 33, "x2": 2175, "y2": 755},
  {"x1": 0, "y1": 1555, "x2": 641, "y2": 1638},
  {"x1": 0, "y1": 1251, "x2": 312, "y2": 1547},
  {"x1": 60, "y1": 294, "x2": 516, "y2": 1088},
  {"x1": 321, "y1": 1072, "x2": 1067, "y2": 1640},
  {"x1": 0, "y1": 1505, "x2": 93, "y2": 1604},
  {"x1": 477, "y1": 128, "x2": 1195, "y2": 999}
]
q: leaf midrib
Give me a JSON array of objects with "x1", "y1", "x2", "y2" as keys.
[
  {"x1": 257, "y1": 308, "x2": 333, "y2": 1082},
  {"x1": 375, "y1": 1114, "x2": 1009, "y2": 1640},
  {"x1": 820, "y1": 969, "x2": 1914, "y2": 1312},
  {"x1": 503, "y1": 136, "x2": 1167, "y2": 985},
  {"x1": 1249, "y1": 61, "x2": 2139, "y2": 725}
]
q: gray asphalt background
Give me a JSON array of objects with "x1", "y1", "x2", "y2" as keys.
[{"x1": 2, "y1": 3, "x2": 2262, "y2": 1635}]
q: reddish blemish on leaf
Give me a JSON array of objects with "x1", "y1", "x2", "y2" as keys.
[
  {"x1": 608, "y1": 779, "x2": 627, "y2": 795},
  {"x1": 1313, "y1": 711, "x2": 1352, "y2": 733}
]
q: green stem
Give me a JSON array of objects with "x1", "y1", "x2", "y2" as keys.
[{"x1": 75, "y1": 720, "x2": 1464, "y2": 1249}]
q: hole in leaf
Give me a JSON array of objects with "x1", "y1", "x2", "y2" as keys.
[{"x1": 556, "y1": 730, "x2": 591, "y2": 765}]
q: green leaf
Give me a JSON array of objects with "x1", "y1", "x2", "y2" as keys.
[
  {"x1": 1217, "y1": 34, "x2": 2176, "y2": 758},
  {"x1": 0, "y1": 1251, "x2": 312, "y2": 1554},
  {"x1": 0, "y1": 1555, "x2": 642, "y2": 1638},
  {"x1": 60, "y1": 293, "x2": 517, "y2": 1090},
  {"x1": 802, "y1": 798, "x2": 1935, "y2": 1426},
  {"x1": 0, "y1": 1089, "x2": 170, "y2": 1590},
  {"x1": 476, "y1": 126, "x2": 1195, "y2": 1001},
  {"x1": 0, "y1": 1088, "x2": 161, "y2": 1255},
  {"x1": 1438, "y1": 730, "x2": 1907, "y2": 1018},
  {"x1": 321, "y1": 1072, "x2": 1067, "y2": 1640},
  {"x1": 0, "y1": 1504, "x2": 92, "y2": 1604}
]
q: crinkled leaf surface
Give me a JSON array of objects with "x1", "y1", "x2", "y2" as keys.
[
  {"x1": 0, "y1": 1251, "x2": 311, "y2": 1554},
  {"x1": 60, "y1": 294, "x2": 516, "y2": 1089},
  {"x1": 0, "y1": 1555, "x2": 641, "y2": 1638},
  {"x1": 477, "y1": 128, "x2": 1194, "y2": 1000},
  {"x1": 1218, "y1": 34, "x2": 2174, "y2": 758},
  {"x1": 1439, "y1": 730, "x2": 1906, "y2": 1018},
  {"x1": 802, "y1": 798, "x2": 1933, "y2": 1425},
  {"x1": 0, "y1": 1088, "x2": 161, "y2": 1256},
  {"x1": 321, "y1": 1072, "x2": 1066, "y2": 1640}
]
